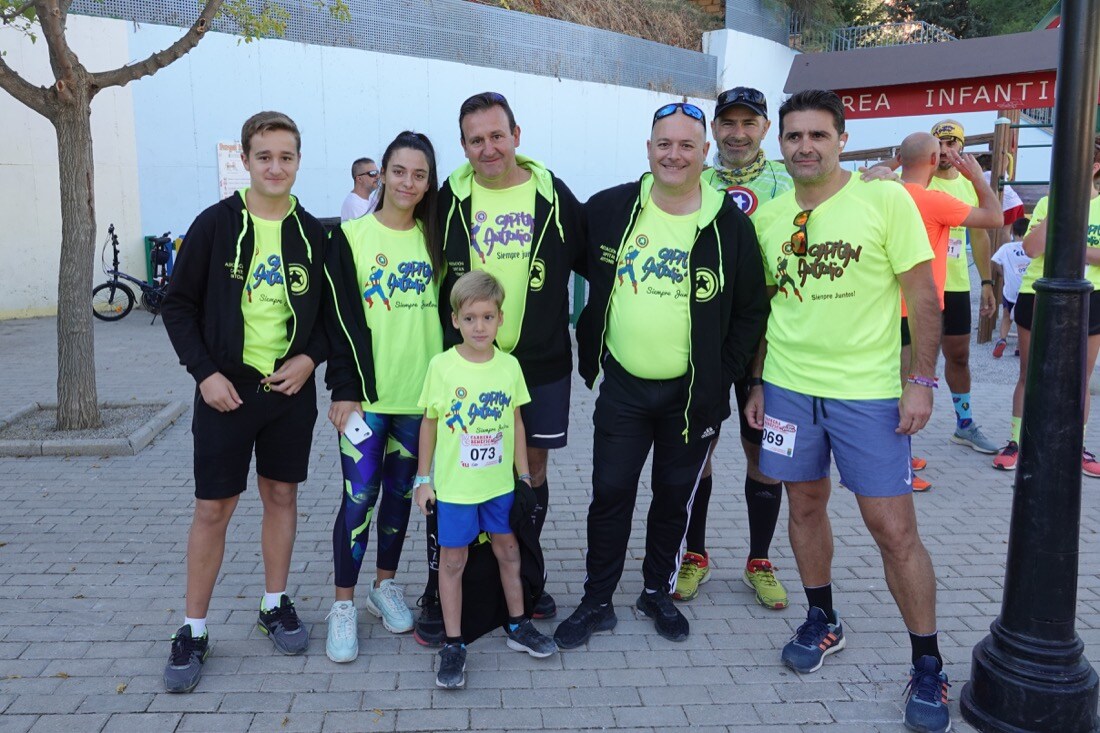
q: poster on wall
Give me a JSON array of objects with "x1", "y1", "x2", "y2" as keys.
[{"x1": 217, "y1": 141, "x2": 250, "y2": 200}]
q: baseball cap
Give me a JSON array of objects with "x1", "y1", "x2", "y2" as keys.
[
  {"x1": 715, "y1": 87, "x2": 768, "y2": 119},
  {"x1": 931, "y1": 120, "x2": 965, "y2": 144}
]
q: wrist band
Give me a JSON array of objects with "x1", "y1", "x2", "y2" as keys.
[
  {"x1": 746, "y1": 377, "x2": 764, "y2": 387},
  {"x1": 413, "y1": 475, "x2": 432, "y2": 487},
  {"x1": 518, "y1": 473, "x2": 532, "y2": 482},
  {"x1": 981, "y1": 279, "x2": 994, "y2": 286},
  {"x1": 906, "y1": 374, "x2": 939, "y2": 389}
]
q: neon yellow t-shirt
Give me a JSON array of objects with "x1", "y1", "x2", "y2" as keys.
[
  {"x1": 344, "y1": 214, "x2": 443, "y2": 413},
  {"x1": 418, "y1": 348, "x2": 531, "y2": 504},
  {"x1": 754, "y1": 176, "x2": 932, "y2": 400},
  {"x1": 1019, "y1": 195, "x2": 1100, "y2": 295},
  {"x1": 701, "y1": 159, "x2": 794, "y2": 218},
  {"x1": 606, "y1": 201, "x2": 696, "y2": 379},
  {"x1": 241, "y1": 211, "x2": 292, "y2": 376},
  {"x1": 469, "y1": 177, "x2": 537, "y2": 351},
  {"x1": 928, "y1": 173, "x2": 978, "y2": 293}
]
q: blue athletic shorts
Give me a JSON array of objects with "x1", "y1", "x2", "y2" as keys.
[
  {"x1": 757, "y1": 383, "x2": 913, "y2": 497},
  {"x1": 436, "y1": 491, "x2": 514, "y2": 547}
]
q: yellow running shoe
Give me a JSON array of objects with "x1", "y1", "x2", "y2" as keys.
[
  {"x1": 743, "y1": 558, "x2": 788, "y2": 609},
  {"x1": 671, "y1": 551, "x2": 711, "y2": 602}
]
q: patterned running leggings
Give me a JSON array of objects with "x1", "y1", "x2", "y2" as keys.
[{"x1": 332, "y1": 412, "x2": 421, "y2": 588}]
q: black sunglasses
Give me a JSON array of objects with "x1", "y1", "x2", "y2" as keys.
[
  {"x1": 356, "y1": 170, "x2": 379, "y2": 179},
  {"x1": 653, "y1": 103, "x2": 705, "y2": 125},
  {"x1": 719, "y1": 87, "x2": 766, "y2": 108}
]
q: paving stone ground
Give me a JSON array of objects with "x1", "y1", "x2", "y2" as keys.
[{"x1": 2, "y1": 314, "x2": 1099, "y2": 733}]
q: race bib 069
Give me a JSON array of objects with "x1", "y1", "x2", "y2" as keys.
[
  {"x1": 761, "y1": 415, "x2": 797, "y2": 458},
  {"x1": 460, "y1": 432, "x2": 504, "y2": 469}
]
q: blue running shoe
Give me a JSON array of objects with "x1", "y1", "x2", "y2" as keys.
[
  {"x1": 904, "y1": 655, "x2": 952, "y2": 733},
  {"x1": 781, "y1": 606, "x2": 845, "y2": 673}
]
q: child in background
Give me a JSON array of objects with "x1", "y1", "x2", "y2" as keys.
[
  {"x1": 414, "y1": 271, "x2": 557, "y2": 689},
  {"x1": 991, "y1": 217, "x2": 1032, "y2": 358}
]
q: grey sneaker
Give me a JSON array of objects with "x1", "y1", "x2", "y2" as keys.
[
  {"x1": 163, "y1": 625, "x2": 209, "y2": 693},
  {"x1": 505, "y1": 618, "x2": 558, "y2": 658},
  {"x1": 364, "y1": 579, "x2": 414, "y2": 634},
  {"x1": 951, "y1": 424, "x2": 999, "y2": 454},
  {"x1": 257, "y1": 595, "x2": 309, "y2": 655},
  {"x1": 436, "y1": 643, "x2": 467, "y2": 689}
]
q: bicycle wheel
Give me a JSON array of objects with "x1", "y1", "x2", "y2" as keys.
[{"x1": 92, "y1": 282, "x2": 135, "y2": 321}]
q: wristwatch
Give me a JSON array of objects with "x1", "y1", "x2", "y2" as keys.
[{"x1": 746, "y1": 377, "x2": 764, "y2": 387}]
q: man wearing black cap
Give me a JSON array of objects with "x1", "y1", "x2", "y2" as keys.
[{"x1": 676, "y1": 87, "x2": 793, "y2": 611}]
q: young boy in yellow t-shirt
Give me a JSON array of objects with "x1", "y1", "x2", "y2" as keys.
[{"x1": 414, "y1": 271, "x2": 558, "y2": 689}]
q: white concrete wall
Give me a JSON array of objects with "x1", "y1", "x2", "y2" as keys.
[
  {"x1": 125, "y1": 22, "x2": 716, "y2": 242},
  {"x1": 0, "y1": 16, "x2": 142, "y2": 319}
]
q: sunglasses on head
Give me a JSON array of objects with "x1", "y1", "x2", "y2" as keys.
[
  {"x1": 653, "y1": 102, "x2": 705, "y2": 125},
  {"x1": 789, "y1": 209, "x2": 811, "y2": 257},
  {"x1": 719, "y1": 87, "x2": 766, "y2": 107}
]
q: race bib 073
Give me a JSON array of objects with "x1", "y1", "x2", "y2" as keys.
[{"x1": 460, "y1": 432, "x2": 504, "y2": 469}]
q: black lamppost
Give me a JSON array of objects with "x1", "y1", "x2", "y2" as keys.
[{"x1": 960, "y1": 1, "x2": 1100, "y2": 731}]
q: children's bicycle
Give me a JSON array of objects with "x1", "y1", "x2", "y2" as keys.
[{"x1": 91, "y1": 224, "x2": 173, "y2": 322}]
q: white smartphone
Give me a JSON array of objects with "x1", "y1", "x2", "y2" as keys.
[{"x1": 344, "y1": 411, "x2": 373, "y2": 444}]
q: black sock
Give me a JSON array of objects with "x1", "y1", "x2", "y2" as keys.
[
  {"x1": 444, "y1": 635, "x2": 464, "y2": 647},
  {"x1": 685, "y1": 474, "x2": 713, "y2": 555},
  {"x1": 746, "y1": 477, "x2": 782, "y2": 561},
  {"x1": 532, "y1": 480, "x2": 549, "y2": 537},
  {"x1": 804, "y1": 584, "x2": 834, "y2": 622},
  {"x1": 507, "y1": 614, "x2": 524, "y2": 631},
  {"x1": 909, "y1": 630, "x2": 942, "y2": 668}
]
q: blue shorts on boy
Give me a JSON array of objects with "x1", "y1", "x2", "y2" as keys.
[
  {"x1": 757, "y1": 382, "x2": 913, "y2": 497},
  {"x1": 436, "y1": 493, "x2": 515, "y2": 547},
  {"x1": 418, "y1": 347, "x2": 531, "y2": 546}
]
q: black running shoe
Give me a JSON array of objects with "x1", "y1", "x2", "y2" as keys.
[
  {"x1": 636, "y1": 591, "x2": 689, "y2": 642},
  {"x1": 553, "y1": 601, "x2": 617, "y2": 649},
  {"x1": 163, "y1": 625, "x2": 209, "y2": 693},
  {"x1": 413, "y1": 593, "x2": 445, "y2": 647},
  {"x1": 257, "y1": 595, "x2": 309, "y2": 655},
  {"x1": 532, "y1": 590, "x2": 557, "y2": 619},
  {"x1": 436, "y1": 643, "x2": 467, "y2": 689}
]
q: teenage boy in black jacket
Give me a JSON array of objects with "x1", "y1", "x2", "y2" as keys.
[
  {"x1": 554, "y1": 102, "x2": 769, "y2": 648},
  {"x1": 160, "y1": 111, "x2": 327, "y2": 694},
  {"x1": 413, "y1": 92, "x2": 586, "y2": 643}
]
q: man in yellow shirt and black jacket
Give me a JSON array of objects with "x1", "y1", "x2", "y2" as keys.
[
  {"x1": 554, "y1": 102, "x2": 769, "y2": 648},
  {"x1": 161, "y1": 111, "x2": 327, "y2": 694},
  {"x1": 413, "y1": 92, "x2": 586, "y2": 642}
]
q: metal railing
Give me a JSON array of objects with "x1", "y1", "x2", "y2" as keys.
[{"x1": 790, "y1": 18, "x2": 957, "y2": 52}]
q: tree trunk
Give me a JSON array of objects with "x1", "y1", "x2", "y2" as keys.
[{"x1": 53, "y1": 98, "x2": 100, "y2": 430}]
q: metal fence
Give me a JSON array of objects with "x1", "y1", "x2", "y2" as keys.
[
  {"x1": 790, "y1": 18, "x2": 957, "y2": 52},
  {"x1": 725, "y1": 0, "x2": 789, "y2": 45},
  {"x1": 69, "y1": 0, "x2": 718, "y2": 98}
]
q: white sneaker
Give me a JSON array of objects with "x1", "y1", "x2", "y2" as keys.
[
  {"x1": 325, "y1": 601, "x2": 358, "y2": 663},
  {"x1": 364, "y1": 579, "x2": 414, "y2": 634}
]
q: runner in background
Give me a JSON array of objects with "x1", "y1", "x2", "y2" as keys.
[{"x1": 680, "y1": 87, "x2": 792, "y2": 609}]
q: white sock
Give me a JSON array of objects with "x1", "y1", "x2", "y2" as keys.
[
  {"x1": 184, "y1": 616, "x2": 207, "y2": 637},
  {"x1": 263, "y1": 591, "x2": 286, "y2": 611}
]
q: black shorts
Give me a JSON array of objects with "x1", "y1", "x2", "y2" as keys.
[
  {"x1": 192, "y1": 376, "x2": 317, "y2": 500},
  {"x1": 520, "y1": 374, "x2": 570, "y2": 449},
  {"x1": 1002, "y1": 296, "x2": 1015, "y2": 312},
  {"x1": 942, "y1": 290, "x2": 972, "y2": 336},
  {"x1": 733, "y1": 377, "x2": 763, "y2": 446},
  {"x1": 1014, "y1": 291, "x2": 1100, "y2": 336},
  {"x1": 900, "y1": 317, "x2": 911, "y2": 347}
]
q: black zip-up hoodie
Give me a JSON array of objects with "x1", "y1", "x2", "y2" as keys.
[
  {"x1": 438, "y1": 156, "x2": 586, "y2": 387},
  {"x1": 577, "y1": 174, "x2": 770, "y2": 442},
  {"x1": 162, "y1": 192, "x2": 328, "y2": 385}
]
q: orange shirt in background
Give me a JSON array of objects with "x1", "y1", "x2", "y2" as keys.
[{"x1": 901, "y1": 182, "x2": 972, "y2": 316}]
